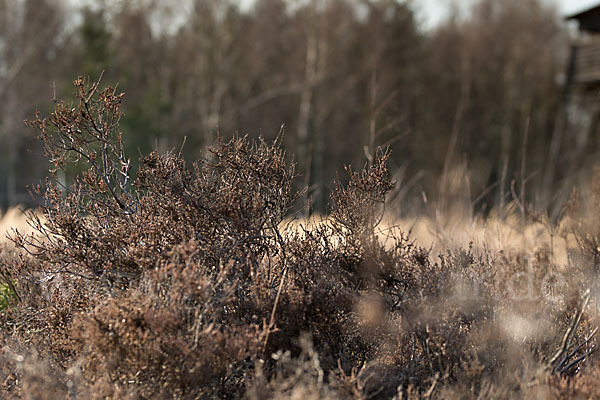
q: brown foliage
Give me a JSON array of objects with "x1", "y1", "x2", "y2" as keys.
[{"x1": 1, "y1": 77, "x2": 600, "y2": 399}]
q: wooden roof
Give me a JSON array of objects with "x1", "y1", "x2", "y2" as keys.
[{"x1": 567, "y1": 4, "x2": 600, "y2": 32}]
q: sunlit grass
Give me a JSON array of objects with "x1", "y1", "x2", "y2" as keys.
[
  {"x1": 284, "y1": 208, "x2": 573, "y2": 268},
  {"x1": 0, "y1": 207, "x2": 37, "y2": 247}
]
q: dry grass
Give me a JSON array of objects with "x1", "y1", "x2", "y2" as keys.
[
  {"x1": 287, "y1": 211, "x2": 571, "y2": 268},
  {"x1": 4, "y1": 206, "x2": 571, "y2": 266},
  {"x1": 389, "y1": 213, "x2": 571, "y2": 267},
  {"x1": 0, "y1": 207, "x2": 38, "y2": 247}
]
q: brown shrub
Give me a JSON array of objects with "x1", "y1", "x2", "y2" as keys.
[{"x1": 0, "y1": 75, "x2": 599, "y2": 399}]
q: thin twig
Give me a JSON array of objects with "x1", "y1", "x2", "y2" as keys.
[
  {"x1": 262, "y1": 264, "x2": 288, "y2": 354},
  {"x1": 548, "y1": 289, "x2": 593, "y2": 373}
]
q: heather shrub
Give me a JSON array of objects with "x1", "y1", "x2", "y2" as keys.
[{"x1": 0, "y1": 76, "x2": 599, "y2": 399}]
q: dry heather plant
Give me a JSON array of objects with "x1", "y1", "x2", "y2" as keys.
[{"x1": 1, "y1": 75, "x2": 600, "y2": 399}]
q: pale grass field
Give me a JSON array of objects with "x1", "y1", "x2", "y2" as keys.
[
  {"x1": 282, "y1": 163, "x2": 576, "y2": 267},
  {"x1": 284, "y1": 210, "x2": 573, "y2": 268},
  {"x1": 388, "y1": 213, "x2": 572, "y2": 267},
  {"x1": 1, "y1": 206, "x2": 574, "y2": 268},
  {"x1": 0, "y1": 207, "x2": 38, "y2": 247}
]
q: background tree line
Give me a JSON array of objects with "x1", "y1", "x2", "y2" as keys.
[{"x1": 0, "y1": 0, "x2": 576, "y2": 217}]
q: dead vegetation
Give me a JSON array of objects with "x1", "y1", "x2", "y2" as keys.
[{"x1": 2, "y1": 77, "x2": 600, "y2": 399}]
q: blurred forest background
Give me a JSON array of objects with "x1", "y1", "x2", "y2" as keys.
[{"x1": 0, "y1": 0, "x2": 581, "y2": 217}]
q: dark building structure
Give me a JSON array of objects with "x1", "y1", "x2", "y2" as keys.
[
  {"x1": 558, "y1": 5, "x2": 600, "y2": 172},
  {"x1": 567, "y1": 4, "x2": 600, "y2": 87}
]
